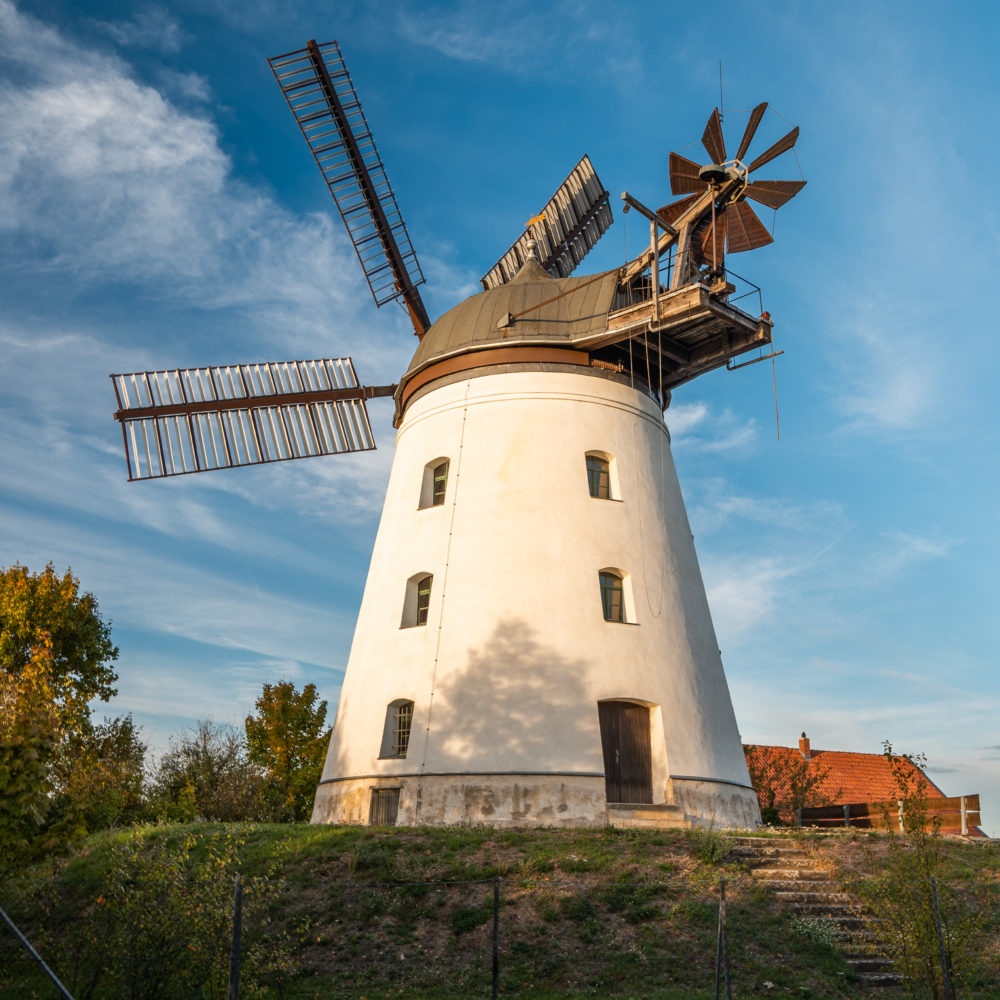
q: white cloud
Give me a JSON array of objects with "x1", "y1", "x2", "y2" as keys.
[
  {"x1": 702, "y1": 554, "x2": 795, "y2": 641},
  {"x1": 865, "y1": 530, "x2": 953, "y2": 582},
  {"x1": 665, "y1": 401, "x2": 707, "y2": 436},
  {"x1": 689, "y1": 477, "x2": 846, "y2": 538},
  {"x1": 394, "y1": 0, "x2": 646, "y2": 91},
  {"x1": 835, "y1": 309, "x2": 936, "y2": 434},
  {"x1": 158, "y1": 69, "x2": 211, "y2": 102},
  {"x1": 668, "y1": 401, "x2": 758, "y2": 453},
  {"x1": 396, "y1": 2, "x2": 553, "y2": 70},
  {"x1": 0, "y1": 0, "x2": 427, "y2": 378},
  {"x1": 96, "y1": 6, "x2": 184, "y2": 54}
]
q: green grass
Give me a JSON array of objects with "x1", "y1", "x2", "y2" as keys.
[{"x1": 1, "y1": 824, "x2": 997, "y2": 999}]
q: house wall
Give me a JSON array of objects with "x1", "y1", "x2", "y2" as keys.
[{"x1": 312, "y1": 368, "x2": 759, "y2": 829}]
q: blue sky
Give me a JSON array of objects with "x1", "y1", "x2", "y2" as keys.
[{"x1": 1, "y1": 0, "x2": 997, "y2": 834}]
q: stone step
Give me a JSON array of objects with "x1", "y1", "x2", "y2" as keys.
[
  {"x1": 792, "y1": 910, "x2": 867, "y2": 930},
  {"x1": 606, "y1": 803, "x2": 690, "y2": 829},
  {"x1": 729, "y1": 836, "x2": 804, "y2": 846},
  {"x1": 749, "y1": 869, "x2": 833, "y2": 882},
  {"x1": 730, "y1": 844, "x2": 810, "y2": 858},
  {"x1": 845, "y1": 956, "x2": 897, "y2": 974},
  {"x1": 857, "y1": 972, "x2": 903, "y2": 987},
  {"x1": 774, "y1": 890, "x2": 853, "y2": 905},
  {"x1": 742, "y1": 855, "x2": 819, "y2": 869},
  {"x1": 752, "y1": 877, "x2": 838, "y2": 889}
]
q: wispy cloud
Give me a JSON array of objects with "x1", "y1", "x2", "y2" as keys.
[
  {"x1": 95, "y1": 6, "x2": 184, "y2": 54},
  {"x1": 668, "y1": 401, "x2": 759, "y2": 454},
  {"x1": 689, "y1": 477, "x2": 846, "y2": 537},
  {"x1": 702, "y1": 554, "x2": 795, "y2": 641},
  {"x1": 394, "y1": 0, "x2": 646, "y2": 92},
  {"x1": 834, "y1": 306, "x2": 937, "y2": 434},
  {"x1": 866, "y1": 530, "x2": 953, "y2": 581},
  {"x1": 0, "y1": 0, "x2": 424, "y2": 380}
]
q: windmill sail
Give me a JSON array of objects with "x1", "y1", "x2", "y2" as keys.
[
  {"x1": 269, "y1": 41, "x2": 431, "y2": 336},
  {"x1": 111, "y1": 358, "x2": 382, "y2": 481},
  {"x1": 480, "y1": 155, "x2": 613, "y2": 290}
]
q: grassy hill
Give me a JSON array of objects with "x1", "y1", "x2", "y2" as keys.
[{"x1": 2, "y1": 823, "x2": 997, "y2": 999}]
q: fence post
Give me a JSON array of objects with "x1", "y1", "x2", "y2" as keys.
[
  {"x1": 843, "y1": 804, "x2": 850, "y2": 828},
  {"x1": 897, "y1": 799, "x2": 905, "y2": 833},
  {"x1": 492, "y1": 876, "x2": 500, "y2": 1000},
  {"x1": 227, "y1": 874, "x2": 243, "y2": 1000},
  {"x1": 0, "y1": 903, "x2": 76, "y2": 1000},
  {"x1": 960, "y1": 796, "x2": 968, "y2": 837},
  {"x1": 714, "y1": 877, "x2": 731, "y2": 1000},
  {"x1": 930, "y1": 877, "x2": 953, "y2": 1000}
]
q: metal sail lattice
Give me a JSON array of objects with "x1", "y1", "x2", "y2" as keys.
[
  {"x1": 480, "y1": 155, "x2": 613, "y2": 290},
  {"x1": 268, "y1": 41, "x2": 428, "y2": 327},
  {"x1": 111, "y1": 358, "x2": 376, "y2": 481}
]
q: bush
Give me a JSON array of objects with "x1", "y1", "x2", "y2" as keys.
[
  {"x1": 4, "y1": 828, "x2": 292, "y2": 999},
  {"x1": 686, "y1": 825, "x2": 731, "y2": 865}
]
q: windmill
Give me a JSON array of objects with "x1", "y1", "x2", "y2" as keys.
[{"x1": 110, "y1": 40, "x2": 804, "y2": 829}]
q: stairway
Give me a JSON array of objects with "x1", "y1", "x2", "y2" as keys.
[{"x1": 729, "y1": 836, "x2": 901, "y2": 989}]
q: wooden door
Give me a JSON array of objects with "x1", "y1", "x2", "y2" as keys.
[
  {"x1": 369, "y1": 787, "x2": 400, "y2": 825},
  {"x1": 598, "y1": 701, "x2": 653, "y2": 803}
]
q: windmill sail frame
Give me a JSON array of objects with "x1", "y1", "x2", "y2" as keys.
[
  {"x1": 111, "y1": 358, "x2": 382, "y2": 481},
  {"x1": 269, "y1": 40, "x2": 430, "y2": 336},
  {"x1": 480, "y1": 155, "x2": 613, "y2": 290}
]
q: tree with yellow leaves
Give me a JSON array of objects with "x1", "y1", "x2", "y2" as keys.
[
  {"x1": 0, "y1": 563, "x2": 119, "y2": 874},
  {"x1": 245, "y1": 681, "x2": 330, "y2": 821}
]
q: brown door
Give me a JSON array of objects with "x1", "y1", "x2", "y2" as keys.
[
  {"x1": 598, "y1": 701, "x2": 653, "y2": 803},
  {"x1": 369, "y1": 788, "x2": 400, "y2": 825}
]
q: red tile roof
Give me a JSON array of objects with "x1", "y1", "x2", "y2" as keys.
[
  {"x1": 743, "y1": 740, "x2": 985, "y2": 836},
  {"x1": 743, "y1": 743, "x2": 946, "y2": 807}
]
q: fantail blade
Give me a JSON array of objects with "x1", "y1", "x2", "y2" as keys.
[
  {"x1": 702, "y1": 108, "x2": 726, "y2": 165},
  {"x1": 657, "y1": 194, "x2": 700, "y2": 228},
  {"x1": 724, "y1": 201, "x2": 773, "y2": 253},
  {"x1": 734, "y1": 102, "x2": 767, "y2": 162},
  {"x1": 747, "y1": 126, "x2": 799, "y2": 173},
  {"x1": 669, "y1": 152, "x2": 704, "y2": 194},
  {"x1": 744, "y1": 179, "x2": 806, "y2": 209}
]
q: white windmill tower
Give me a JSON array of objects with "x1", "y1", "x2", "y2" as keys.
[{"x1": 110, "y1": 41, "x2": 804, "y2": 829}]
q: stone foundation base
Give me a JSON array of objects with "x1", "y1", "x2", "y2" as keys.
[
  {"x1": 667, "y1": 777, "x2": 761, "y2": 829},
  {"x1": 312, "y1": 773, "x2": 760, "y2": 829}
]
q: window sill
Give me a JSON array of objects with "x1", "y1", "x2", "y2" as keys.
[
  {"x1": 603, "y1": 619, "x2": 640, "y2": 626},
  {"x1": 378, "y1": 754, "x2": 408, "y2": 761}
]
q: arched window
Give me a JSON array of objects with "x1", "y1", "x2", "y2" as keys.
[
  {"x1": 401, "y1": 573, "x2": 433, "y2": 628},
  {"x1": 585, "y1": 451, "x2": 619, "y2": 500},
  {"x1": 599, "y1": 571, "x2": 624, "y2": 621},
  {"x1": 416, "y1": 575, "x2": 432, "y2": 625},
  {"x1": 379, "y1": 699, "x2": 415, "y2": 758},
  {"x1": 598, "y1": 569, "x2": 635, "y2": 623},
  {"x1": 419, "y1": 458, "x2": 450, "y2": 508},
  {"x1": 432, "y1": 460, "x2": 449, "y2": 505}
]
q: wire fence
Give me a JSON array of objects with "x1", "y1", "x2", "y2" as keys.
[
  {"x1": 1, "y1": 867, "x2": 976, "y2": 1000},
  {"x1": 1, "y1": 872, "x2": 749, "y2": 1000}
]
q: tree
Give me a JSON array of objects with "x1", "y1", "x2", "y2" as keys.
[
  {"x1": 0, "y1": 638, "x2": 82, "y2": 876},
  {"x1": 0, "y1": 564, "x2": 119, "y2": 874},
  {"x1": 0, "y1": 563, "x2": 118, "y2": 728},
  {"x1": 149, "y1": 720, "x2": 267, "y2": 822},
  {"x1": 58, "y1": 715, "x2": 148, "y2": 831},
  {"x1": 851, "y1": 743, "x2": 987, "y2": 999},
  {"x1": 743, "y1": 743, "x2": 837, "y2": 825},
  {"x1": 245, "y1": 681, "x2": 331, "y2": 821}
]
